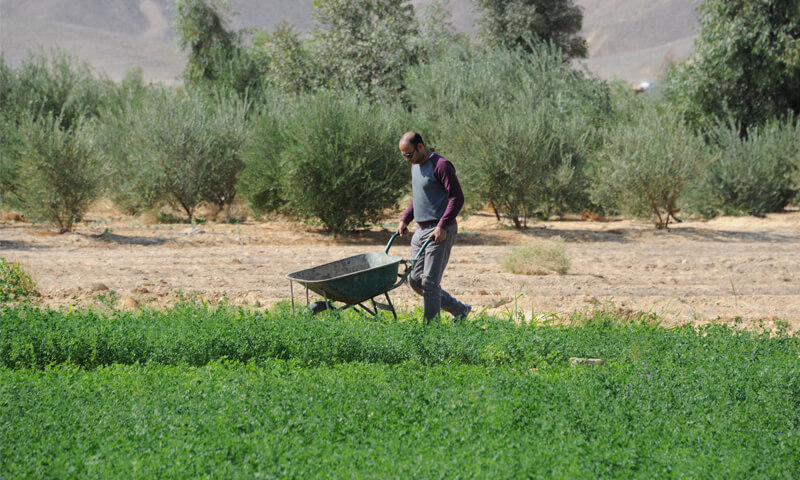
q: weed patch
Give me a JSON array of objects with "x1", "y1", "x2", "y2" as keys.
[{"x1": 500, "y1": 237, "x2": 569, "y2": 275}]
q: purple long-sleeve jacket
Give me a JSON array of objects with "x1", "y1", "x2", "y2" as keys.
[{"x1": 401, "y1": 153, "x2": 464, "y2": 229}]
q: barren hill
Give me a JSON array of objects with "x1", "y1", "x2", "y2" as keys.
[{"x1": 0, "y1": 0, "x2": 701, "y2": 85}]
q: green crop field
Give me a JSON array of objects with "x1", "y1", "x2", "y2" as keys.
[{"x1": 2, "y1": 303, "x2": 799, "y2": 478}]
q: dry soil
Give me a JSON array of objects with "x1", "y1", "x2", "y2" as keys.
[{"x1": 2, "y1": 206, "x2": 798, "y2": 332}]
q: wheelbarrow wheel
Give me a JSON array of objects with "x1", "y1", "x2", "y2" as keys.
[{"x1": 305, "y1": 300, "x2": 333, "y2": 315}]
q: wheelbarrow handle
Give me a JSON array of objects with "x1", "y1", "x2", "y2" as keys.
[
  {"x1": 384, "y1": 232, "x2": 400, "y2": 254},
  {"x1": 411, "y1": 236, "x2": 434, "y2": 263},
  {"x1": 384, "y1": 232, "x2": 434, "y2": 260},
  {"x1": 388, "y1": 233, "x2": 434, "y2": 290}
]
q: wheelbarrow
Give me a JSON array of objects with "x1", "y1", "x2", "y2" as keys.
[{"x1": 286, "y1": 233, "x2": 432, "y2": 319}]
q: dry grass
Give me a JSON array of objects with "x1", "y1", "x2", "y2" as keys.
[{"x1": 500, "y1": 237, "x2": 570, "y2": 275}]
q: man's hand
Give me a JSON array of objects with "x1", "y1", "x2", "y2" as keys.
[
  {"x1": 397, "y1": 221, "x2": 409, "y2": 237},
  {"x1": 432, "y1": 226, "x2": 447, "y2": 243}
]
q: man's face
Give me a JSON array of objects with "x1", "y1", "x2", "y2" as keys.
[{"x1": 399, "y1": 141, "x2": 421, "y2": 165}]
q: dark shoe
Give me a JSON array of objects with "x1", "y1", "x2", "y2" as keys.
[{"x1": 454, "y1": 303, "x2": 471, "y2": 324}]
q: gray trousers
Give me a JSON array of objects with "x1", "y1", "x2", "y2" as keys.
[{"x1": 409, "y1": 223, "x2": 465, "y2": 322}]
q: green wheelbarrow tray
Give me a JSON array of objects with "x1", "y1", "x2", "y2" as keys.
[{"x1": 286, "y1": 233, "x2": 433, "y2": 319}]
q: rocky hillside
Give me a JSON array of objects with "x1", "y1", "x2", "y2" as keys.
[{"x1": 0, "y1": 0, "x2": 701, "y2": 84}]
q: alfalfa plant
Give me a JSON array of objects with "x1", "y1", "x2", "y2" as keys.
[
  {"x1": 500, "y1": 237, "x2": 570, "y2": 275},
  {"x1": 0, "y1": 257, "x2": 39, "y2": 302}
]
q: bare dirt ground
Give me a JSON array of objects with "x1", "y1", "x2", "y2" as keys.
[{"x1": 2, "y1": 204, "x2": 799, "y2": 332}]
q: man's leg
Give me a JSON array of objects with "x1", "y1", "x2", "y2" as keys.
[
  {"x1": 408, "y1": 229, "x2": 427, "y2": 298},
  {"x1": 409, "y1": 224, "x2": 466, "y2": 322}
]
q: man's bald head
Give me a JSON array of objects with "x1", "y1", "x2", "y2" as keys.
[
  {"x1": 399, "y1": 131, "x2": 429, "y2": 165},
  {"x1": 399, "y1": 132, "x2": 424, "y2": 149}
]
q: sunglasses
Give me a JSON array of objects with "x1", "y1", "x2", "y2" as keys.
[{"x1": 402, "y1": 145, "x2": 418, "y2": 158}]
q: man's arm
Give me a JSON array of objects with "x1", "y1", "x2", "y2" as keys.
[
  {"x1": 434, "y1": 159, "x2": 464, "y2": 230},
  {"x1": 398, "y1": 202, "x2": 414, "y2": 236}
]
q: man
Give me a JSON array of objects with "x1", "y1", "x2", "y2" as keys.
[{"x1": 397, "y1": 132, "x2": 471, "y2": 324}]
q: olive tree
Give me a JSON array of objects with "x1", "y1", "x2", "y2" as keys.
[
  {"x1": 309, "y1": 0, "x2": 420, "y2": 100},
  {"x1": 666, "y1": 0, "x2": 800, "y2": 132},
  {"x1": 406, "y1": 45, "x2": 607, "y2": 228},
  {"x1": 687, "y1": 115, "x2": 800, "y2": 217},
  {"x1": 473, "y1": 0, "x2": 588, "y2": 59},
  {"x1": 17, "y1": 114, "x2": 100, "y2": 232},
  {"x1": 276, "y1": 92, "x2": 406, "y2": 234},
  {"x1": 110, "y1": 88, "x2": 249, "y2": 222},
  {"x1": 1, "y1": 52, "x2": 107, "y2": 209},
  {"x1": 589, "y1": 102, "x2": 707, "y2": 229}
]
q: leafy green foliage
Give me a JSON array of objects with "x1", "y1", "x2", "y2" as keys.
[
  {"x1": 276, "y1": 92, "x2": 406, "y2": 234},
  {"x1": 90, "y1": 69, "x2": 151, "y2": 214},
  {"x1": 250, "y1": 23, "x2": 321, "y2": 95},
  {"x1": 0, "y1": 258, "x2": 38, "y2": 302},
  {"x1": 688, "y1": 115, "x2": 800, "y2": 217},
  {"x1": 0, "y1": 50, "x2": 106, "y2": 130},
  {"x1": 16, "y1": 114, "x2": 100, "y2": 232},
  {"x1": 236, "y1": 93, "x2": 289, "y2": 216},
  {"x1": 407, "y1": 45, "x2": 606, "y2": 227},
  {"x1": 309, "y1": 0, "x2": 420, "y2": 100},
  {"x1": 666, "y1": 0, "x2": 800, "y2": 131},
  {"x1": 415, "y1": 0, "x2": 463, "y2": 61},
  {"x1": 589, "y1": 100, "x2": 707, "y2": 228},
  {"x1": 473, "y1": 0, "x2": 588, "y2": 59},
  {"x1": 174, "y1": 0, "x2": 233, "y2": 82},
  {"x1": 0, "y1": 110, "x2": 22, "y2": 209},
  {"x1": 1, "y1": 303, "x2": 798, "y2": 477},
  {"x1": 104, "y1": 88, "x2": 250, "y2": 221},
  {"x1": 174, "y1": 0, "x2": 267, "y2": 96},
  {"x1": 0, "y1": 52, "x2": 107, "y2": 210},
  {"x1": 0, "y1": 58, "x2": 20, "y2": 207}
]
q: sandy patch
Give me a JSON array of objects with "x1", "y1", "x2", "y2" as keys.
[{"x1": 2, "y1": 207, "x2": 798, "y2": 332}]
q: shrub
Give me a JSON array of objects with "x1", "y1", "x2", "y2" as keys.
[
  {"x1": 91, "y1": 69, "x2": 151, "y2": 214},
  {"x1": 198, "y1": 92, "x2": 251, "y2": 213},
  {"x1": 278, "y1": 92, "x2": 406, "y2": 234},
  {"x1": 309, "y1": 0, "x2": 420, "y2": 101},
  {"x1": 589, "y1": 101, "x2": 707, "y2": 229},
  {"x1": 237, "y1": 93, "x2": 289, "y2": 216},
  {"x1": 455, "y1": 103, "x2": 595, "y2": 228},
  {"x1": 0, "y1": 258, "x2": 38, "y2": 302},
  {"x1": 0, "y1": 58, "x2": 20, "y2": 207},
  {"x1": 16, "y1": 114, "x2": 100, "y2": 232},
  {"x1": 0, "y1": 111, "x2": 22, "y2": 209},
  {"x1": 4, "y1": 50, "x2": 106, "y2": 130},
  {"x1": 107, "y1": 88, "x2": 250, "y2": 221},
  {"x1": 500, "y1": 237, "x2": 569, "y2": 275},
  {"x1": 1, "y1": 52, "x2": 107, "y2": 210},
  {"x1": 688, "y1": 116, "x2": 800, "y2": 217},
  {"x1": 406, "y1": 45, "x2": 606, "y2": 227}
]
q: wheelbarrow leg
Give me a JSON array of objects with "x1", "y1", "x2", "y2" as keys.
[
  {"x1": 359, "y1": 302, "x2": 377, "y2": 317},
  {"x1": 384, "y1": 293, "x2": 397, "y2": 320},
  {"x1": 369, "y1": 293, "x2": 397, "y2": 320},
  {"x1": 290, "y1": 281, "x2": 295, "y2": 316}
]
